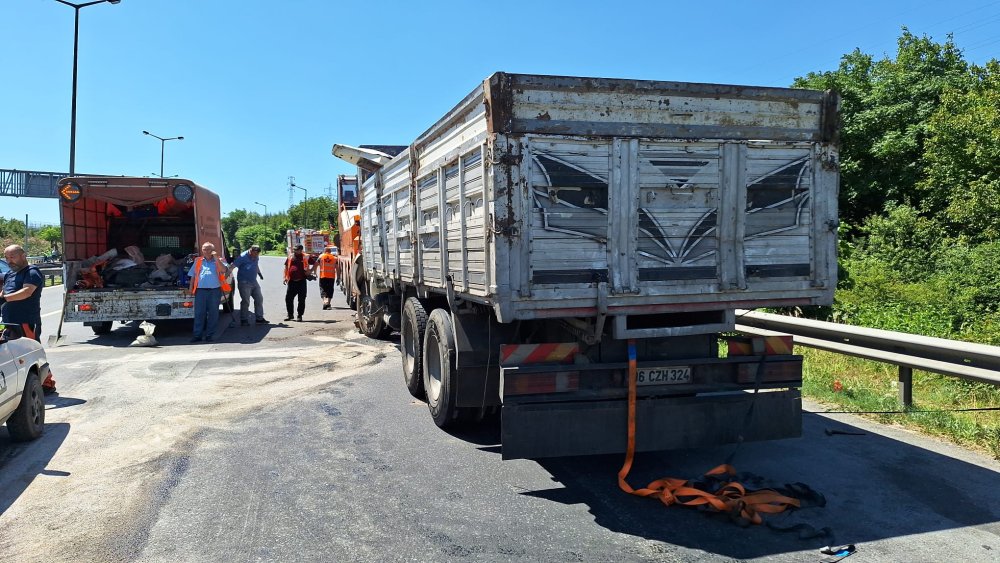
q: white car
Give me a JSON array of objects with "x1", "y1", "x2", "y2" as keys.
[{"x1": 0, "y1": 325, "x2": 48, "y2": 441}]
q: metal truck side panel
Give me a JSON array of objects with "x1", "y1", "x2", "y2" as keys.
[
  {"x1": 491, "y1": 73, "x2": 831, "y2": 142},
  {"x1": 193, "y1": 187, "x2": 222, "y2": 252}
]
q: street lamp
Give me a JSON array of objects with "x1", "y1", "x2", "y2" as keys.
[
  {"x1": 142, "y1": 130, "x2": 183, "y2": 178},
  {"x1": 291, "y1": 182, "x2": 308, "y2": 227},
  {"x1": 254, "y1": 201, "x2": 267, "y2": 216},
  {"x1": 55, "y1": 0, "x2": 122, "y2": 176}
]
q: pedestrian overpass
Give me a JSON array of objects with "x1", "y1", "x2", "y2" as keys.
[{"x1": 0, "y1": 169, "x2": 73, "y2": 199}]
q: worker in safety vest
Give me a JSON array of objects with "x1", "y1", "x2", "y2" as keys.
[
  {"x1": 283, "y1": 244, "x2": 315, "y2": 321},
  {"x1": 187, "y1": 242, "x2": 231, "y2": 343},
  {"x1": 311, "y1": 245, "x2": 338, "y2": 310}
]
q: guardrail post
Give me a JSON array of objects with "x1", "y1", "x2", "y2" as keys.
[{"x1": 898, "y1": 366, "x2": 913, "y2": 407}]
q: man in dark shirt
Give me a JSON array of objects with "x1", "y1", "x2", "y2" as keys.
[
  {"x1": 283, "y1": 244, "x2": 314, "y2": 322},
  {"x1": 1, "y1": 244, "x2": 43, "y2": 341},
  {"x1": 1, "y1": 244, "x2": 55, "y2": 393}
]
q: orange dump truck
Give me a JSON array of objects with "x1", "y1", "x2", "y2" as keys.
[{"x1": 57, "y1": 176, "x2": 230, "y2": 335}]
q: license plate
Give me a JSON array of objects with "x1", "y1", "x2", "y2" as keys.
[{"x1": 636, "y1": 366, "x2": 692, "y2": 386}]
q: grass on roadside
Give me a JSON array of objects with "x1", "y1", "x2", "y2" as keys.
[{"x1": 800, "y1": 347, "x2": 1000, "y2": 459}]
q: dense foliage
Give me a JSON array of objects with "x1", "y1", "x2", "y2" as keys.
[
  {"x1": 794, "y1": 29, "x2": 1000, "y2": 344},
  {"x1": 222, "y1": 196, "x2": 338, "y2": 254},
  {"x1": 0, "y1": 218, "x2": 59, "y2": 257}
]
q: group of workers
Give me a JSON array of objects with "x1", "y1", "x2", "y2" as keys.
[
  {"x1": 0, "y1": 240, "x2": 340, "y2": 393},
  {"x1": 186, "y1": 241, "x2": 339, "y2": 341},
  {"x1": 3, "y1": 239, "x2": 338, "y2": 351}
]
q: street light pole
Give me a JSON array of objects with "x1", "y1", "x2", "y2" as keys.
[
  {"x1": 142, "y1": 130, "x2": 183, "y2": 178},
  {"x1": 254, "y1": 201, "x2": 267, "y2": 217},
  {"x1": 54, "y1": 0, "x2": 121, "y2": 176},
  {"x1": 292, "y1": 182, "x2": 308, "y2": 228}
]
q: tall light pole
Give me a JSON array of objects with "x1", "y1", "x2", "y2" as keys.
[
  {"x1": 254, "y1": 201, "x2": 267, "y2": 220},
  {"x1": 55, "y1": 0, "x2": 122, "y2": 176},
  {"x1": 142, "y1": 130, "x2": 183, "y2": 178},
  {"x1": 291, "y1": 182, "x2": 308, "y2": 227}
]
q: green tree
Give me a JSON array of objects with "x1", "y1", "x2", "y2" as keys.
[
  {"x1": 36, "y1": 225, "x2": 62, "y2": 249},
  {"x1": 857, "y1": 203, "x2": 946, "y2": 281},
  {"x1": 794, "y1": 29, "x2": 971, "y2": 226},
  {"x1": 234, "y1": 224, "x2": 283, "y2": 252},
  {"x1": 288, "y1": 196, "x2": 339, "y2": 232},
  {"x1": 222, "y1": 209, "x2": 252, "y2": 247},
  {"x1": 0, "y1": 217, "x2": 26, "y2": 240},
  {"x1": 921, "y1": 60, "x2": 1000, "y2": 242}
]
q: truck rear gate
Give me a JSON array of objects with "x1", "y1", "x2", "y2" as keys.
[
  {"x1": 64, "y1": 289, "x2": 193, "y2": 322},
  {"x1": 333, "y1": 72, "x2": 838, "y2": 459}
]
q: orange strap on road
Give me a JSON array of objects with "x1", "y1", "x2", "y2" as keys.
[{"x1": 617, "y1": 339, "x2": 800, "y2": 525}]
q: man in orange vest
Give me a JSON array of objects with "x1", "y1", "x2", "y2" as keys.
[
  {"x1": 187, "y1": 242, "x2": 230, "y2": 343},
  {"x1": 312, "y1": 245, "x2": 338, "y2": 310}
]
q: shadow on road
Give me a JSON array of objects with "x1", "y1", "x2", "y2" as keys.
[
  {"x1": 0, "y1": 422, "x2": 70, "y2": 515},
  {"x1": 516, "y1": 411, "x2": 1000, "y2": 559},
  {"x1": 45, "y1": 395, "x2": 87, "y2": 410},
  {"x1": 76, "y1": 317, "x2": 290, "y2": 347}
]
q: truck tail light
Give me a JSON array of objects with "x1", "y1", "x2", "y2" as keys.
[
  {"x1": 504, "y1": 371, "x2": 580, "y2": 396},
  {"x1": 78, "y1": 303, "x2": 94, "y2": 312},
  {"x1": 181, "y1": 301, "x2": 194, "y2": 308}
]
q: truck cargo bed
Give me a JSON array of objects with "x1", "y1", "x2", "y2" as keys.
[{"x1": 358, "y1": 73, "x2": 838, "y2": 329}]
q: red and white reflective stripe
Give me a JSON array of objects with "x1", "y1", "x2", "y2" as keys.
[
  {"x1": 500, "y1": 343, "x2": 578, "y2": 365},
  {"x1": 728, "y1": 335, "x2": 794, "y2": 356}
]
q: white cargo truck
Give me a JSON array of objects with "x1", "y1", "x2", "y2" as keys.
[{"x1": 333, "y1": 72, "x2": 839, "y2": 459}]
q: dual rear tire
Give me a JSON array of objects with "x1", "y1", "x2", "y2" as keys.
[
  {"x1": 422, "y1": 308, "x2": 464, "y2": 429},
  {"x1": 400, "y1": 299, "x2": 458, "y2": 425},
  {"x1": 401, "y1": 298, "x2": 428, "y2": 399}
]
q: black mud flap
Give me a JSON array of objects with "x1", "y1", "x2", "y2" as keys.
[{"x1": 501, "y1": 390, "x2": 801, "y2": 460}]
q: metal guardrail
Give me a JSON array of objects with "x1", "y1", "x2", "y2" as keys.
[
  {"x1": 735, "y1": 310, "x2": 1000, "y2": 407},
  {"x1": 37, "y1": 267, "x2": 63, "y2": 287}
]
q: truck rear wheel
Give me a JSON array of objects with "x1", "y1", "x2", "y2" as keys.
[
  {"x1": 423, "y1": 309, "x2": 462, "y2": 428},
  {"x1": 91, "y1": 321, "x2": 113, "y2": 335},
  {"x1": 401, "y1": 297, "x2": 428, "y2": 399},
  {"x1": 357, "y1": 282, "x2": 392, "y2": 339}
]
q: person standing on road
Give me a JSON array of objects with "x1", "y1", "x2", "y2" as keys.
[
  {"x1": 312, "y1": 246, "x2": 338, "y2": 311},
  {"x1": 187, "y1": 242, "x2": 230, "y2": 343},
  {"x1": 232, "y1": 244, "x2": 269, "y2": 326},
  {"x1": 1, "y1": 244, "x2": 56, "y2": 392},
  {"x1": 283, "y1": 244, "x2": 313, "y2": 322}
]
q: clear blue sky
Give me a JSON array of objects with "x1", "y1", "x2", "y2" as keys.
[{"x1": 3, "y1": 0, "x2": 998, "y2": 224}]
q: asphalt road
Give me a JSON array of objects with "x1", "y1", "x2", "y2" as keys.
[{"x1": 2, "y1": 255, "x2": 999, "y2": 561}]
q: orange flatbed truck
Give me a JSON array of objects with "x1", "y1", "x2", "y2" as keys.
[{"x1": 57, "y1": 176, "x2": 231, "y2": 335}]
